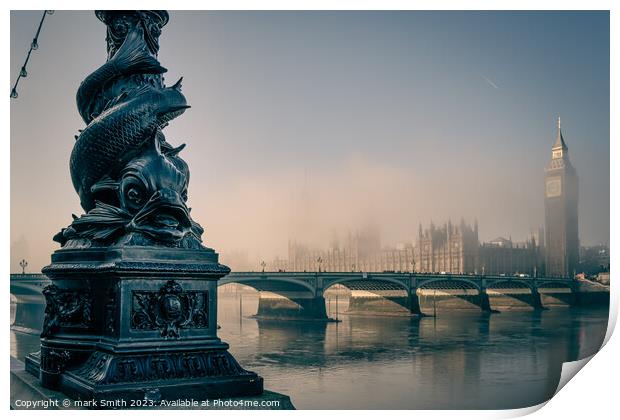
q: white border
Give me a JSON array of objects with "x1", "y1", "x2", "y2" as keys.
[{"x1": 4, "y1": 1, "x2": 617, "y2": 418}]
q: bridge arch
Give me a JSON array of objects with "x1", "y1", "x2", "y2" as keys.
[
  {"x1": 415, "y1": 277, "x2": 495, "y2": 313},
  {"x1": 484, "y1": 278, "x2": 546, "y2": 310},
  {"x1": 417, "y1": 277, "x2": 481, "y2": 292},
  {"x1": 536, "y1": 280, "x2": 573, "y2": 289},
  {"x1": 534, "y1": 280, "x2": 574, "y2": 306},
  {"x1": 323, "y1": 276, "x2": 409, "y2": 292},
  {"x1": 486, "y1": 279, "x2": 532, "y2": 290},
  {"x1": 219, "y1": 275, "x2": 325, "y2": 319},
  {"x1": 219, "y1": 275, "x2": 317, "y2": 295},
  {"x1": 322, "y1": 276, "x2": 418, "y2": 316}
]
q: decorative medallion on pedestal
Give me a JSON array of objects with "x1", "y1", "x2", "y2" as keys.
[
  {"x1": 131, "y1": 280, "x2": 209, "y2": 338},
  {"x1": 25, "y1": 10, "x2": 263, "y2": 402}
]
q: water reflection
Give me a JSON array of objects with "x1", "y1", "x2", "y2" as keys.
[
  {"x1": 11, "y1": 293, "x2": 607, "y2": 410},
  {"x1": 217, "y1": 295, "x2": 607, "y2": 409}
]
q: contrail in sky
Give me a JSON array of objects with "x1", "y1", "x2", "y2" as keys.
[{"x1": 481, "y1": 74, "x2": 499, "y2": 89}]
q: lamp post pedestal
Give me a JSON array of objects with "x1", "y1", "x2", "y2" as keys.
[{"x1": 26, "y1": 246, "x2": 263, "y2": 401}]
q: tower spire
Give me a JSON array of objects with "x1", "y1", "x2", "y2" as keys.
[{"x1": 552, "y1": 115, "x2": 568, "y2": 152}]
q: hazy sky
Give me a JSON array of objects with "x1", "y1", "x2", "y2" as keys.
[{"x1": 10, "y1": 11, "x2": 609, "y2": 272}]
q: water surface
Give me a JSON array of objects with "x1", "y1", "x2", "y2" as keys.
[{"x1": 11, "y1": 292, "x2": 608, "y2": 409}]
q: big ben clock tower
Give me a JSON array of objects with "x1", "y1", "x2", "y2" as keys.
[{"x1": 544, "y1": 117, "x2": 579, "y2": 277}]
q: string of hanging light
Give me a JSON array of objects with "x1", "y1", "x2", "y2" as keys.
[{"x1": 10, "y1": 10, "x2": 54, "y2": 99}]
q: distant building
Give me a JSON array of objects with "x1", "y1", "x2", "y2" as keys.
[
  {"x1": 530, "y1": 226, "x2": 545, "y2": 250},
  {"x1": 415, "y1": 220, "x2": 479, "y2": 274},
  {"x1": 272, "y1": 227, "x2": 415, "y2": 272},
  {"x1": 530, "y1": 226, "x2": 546, "y2": 274},
  {"x1": 579, "y1": 244, "x2": 610, "y2": 275},
  {"x1": 272, "y1": 220, "x2": 546, "y2": 276},
  {"x1": 478, "y1": 236, "x2": 539, "y2": 276},
  {"x1": 544, "y1": 117, "x2": 579, "y2": 277},
  {"x1": 269, "y1": 256, "x2": 289, "y2": 272}
]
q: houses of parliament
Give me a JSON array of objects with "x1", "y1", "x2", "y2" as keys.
[{"x1": 268, "y1": 118, "x2": 580, "y2": 278}]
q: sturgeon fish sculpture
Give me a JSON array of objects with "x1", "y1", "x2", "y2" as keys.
[
  {"x1": 56, "y1": 11, "x2": 202, "y2": 248},
  {"x1": 76, "y1": 24, "x2": 167, "y2": 124},
  {"x1": 70, "y1": 80, "x2": 188, "y2": 212}
]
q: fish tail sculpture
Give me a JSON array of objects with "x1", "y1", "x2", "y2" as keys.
[
  {"x1": 76, "y1": 24, "x2": 167, "y2": 124},
  {"x1": 56, "y1": 10, "x2": 203, "y2": 249}
]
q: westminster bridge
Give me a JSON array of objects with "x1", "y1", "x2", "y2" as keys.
[{"x1": 10, "y1": 271, "x2": 585, "y2": 330}]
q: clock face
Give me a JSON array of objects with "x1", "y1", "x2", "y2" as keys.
[{"x1": 546, "y1": 177, "x2": 562, "y2": 198}]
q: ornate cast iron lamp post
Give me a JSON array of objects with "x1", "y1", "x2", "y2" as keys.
[{"x1": 25, "y1": 10, "x2": 263, "y2": 401}]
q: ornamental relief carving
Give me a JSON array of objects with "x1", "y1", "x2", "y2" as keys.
[
  {"x1": 131, "y1": 280, "x2": 209, "y2": 338},
  {"x1": 41, "y1": 284, "x2": 93, "y2": 337}
]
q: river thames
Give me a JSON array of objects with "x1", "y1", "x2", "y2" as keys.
[{"x1": 11, "y1": 291, "x2": 608, "y2": 410}]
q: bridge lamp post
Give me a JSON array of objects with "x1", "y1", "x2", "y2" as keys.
[
  {"x1": 260, "y1": 261, "x2": 266, "y2": 272},
  {"x1": 351, "y1": 263, "x2": 355, "y2": 272},
  {"x1": 317, "y1": 257, "x2": 322, "y2": 273},
  {"x1": 19, "y1": 259, "x2": 28, "y2": 275}
]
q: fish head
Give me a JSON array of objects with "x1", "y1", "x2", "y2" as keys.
[
  {"x1": 120, "y1": 136, "x2": 192, "y2": 243},
  {"x1": 156, "y1": 78, "x2": 190, "y2": 126},
  {"x1": 129, "y1": 187, "x2": 192, "y2": 243}
]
